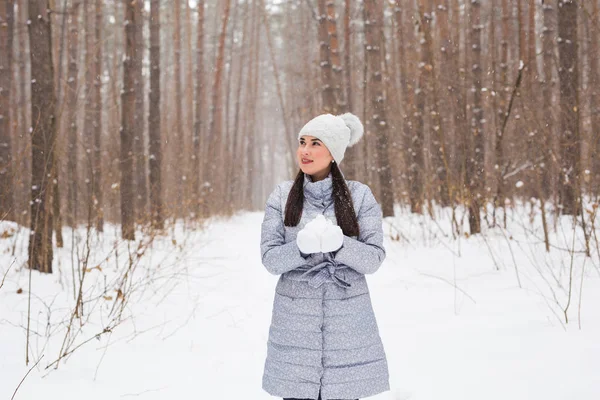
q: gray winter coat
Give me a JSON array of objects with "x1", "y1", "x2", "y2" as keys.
[{"x1": 260, "y1": 172, "x2": 389, "y2": 400}]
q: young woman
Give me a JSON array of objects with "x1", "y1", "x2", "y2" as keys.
[{"x1": 260, "y1": 113, "x2": 390, "y2": 400}]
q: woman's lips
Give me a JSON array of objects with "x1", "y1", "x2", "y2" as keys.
[{"x1": 301, "y1": 159, "x2": 313, "y2": 165}]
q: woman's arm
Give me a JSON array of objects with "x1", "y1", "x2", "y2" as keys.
[
  {"x1": 260, "y1": 184, "x2": 310, "y2": 275},
  {"x1": 333, "y1": 185, "x2": 386, "y2": 274}
]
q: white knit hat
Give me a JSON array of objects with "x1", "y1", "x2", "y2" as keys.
[{"x1": 297, "y1": 113, "x2": 364, "y2": 164}]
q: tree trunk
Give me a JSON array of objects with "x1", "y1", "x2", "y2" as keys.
[
  {"x1": 120, "y1": 0, "x2": 137, "y2": 240},
  {"x1": 27, "y1": 0, "x2": 56, "y2": 273},
  {"x1": 66, "y1": 0, "x2": 80, "y2": 227},
  {"x1": 17, "y1": 1, "x2": 29, "y2": 227},
  {"x1": 173, "y1": 0, "x2": 184, "y2": 216},
  {"x1": 393, "y1": 1, "x2": 416, "y2": 208},
  {"x1": 495, "y1": 0, "x2": 510, "y2": 225},
  {"x1": 148, "y1": 0, "x2": 163, "y2": 229},
  {"x1": 343, "y1": 0, "x2": 353, "y2": 113},
  {"x1": 326, "y1": 0, "x2": 345, "y2": 112},
  {"x1": 436, "y1": 0, "x2": 453, "y2": 206},
  {"x1": 245, "y1": 0, "x2": 260, "y2": 210},
  {"x1": 364, "y1": 0, "x2": 394, "y2": 217},
  {"x1": 317, "y1": 0, "x2": 335, "y2": 113},
  {"x1": 193, "y1": 0, "x2": 204, "y2": 217},
  {"x1": 82, "y1": 0, "x2": 94, "y2": 223},
  {"x1": 134, "y1": 0, "x2": 147, "y2": 223},
  {"x1": 205, "y1": 0, "x2": 231, "y2": 214},
  {"x1": 557, "y1": 0, "x2": 580, "y2": 215},
  {"x1": 541, "y1": 1, "x2": 556, "y2": 200},
  {"x1": 589, "y1": 0, "x2": 600, "y2": 195},
  {"x1": 342, "y1": 0, "x2": 358, "y2": 178},
  {"x1": 419, "y1": 0, "x2": 450, "y2": 207},
  {"x1": 406, "y1": 2, "x2": 425, "y2": 214},
  {"x1": 0, "y1": 0, "x2": 15, "y2": 222},
  {"x1": 467, "y1": 0, "x2": 484, "y2": 234},
  {"x1": 229, "y1": 0, "x2": 249, "y2": 211},
  {"x1": 93, "y1": 0, "x2": 103, "y2": 232}
]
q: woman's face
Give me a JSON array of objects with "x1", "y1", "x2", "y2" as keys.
[{"x1": 297, "y1": 135, "x2": 334, "y2": 180}]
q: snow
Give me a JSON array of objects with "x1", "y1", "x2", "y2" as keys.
[{"x1": 1, "y1": 204, "x2": 599, "y2": 400}]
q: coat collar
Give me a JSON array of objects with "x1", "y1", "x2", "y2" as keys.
[{"x1": 303, "y1": 172, "x2": 333, "y2": 200}]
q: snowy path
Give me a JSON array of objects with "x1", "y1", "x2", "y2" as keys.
[{"x1": 1, "y1": 212, "x2": 600, "y2": 399}]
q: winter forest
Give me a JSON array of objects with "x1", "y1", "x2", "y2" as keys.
[{"x1": 1, "y1": 0, "x2": 600, "y2": 399}]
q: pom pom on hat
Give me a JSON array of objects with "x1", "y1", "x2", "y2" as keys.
[
  {"x1": 297, "y1": 112, "x2": 364, "y2": 164},
  {"x1": 338, "y1": 113, "x2": 364, "y2": 147}
]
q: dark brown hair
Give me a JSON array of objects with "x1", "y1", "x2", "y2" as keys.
[{"x1": 284, "y1": 162, "x2": 360, "y2": 237}]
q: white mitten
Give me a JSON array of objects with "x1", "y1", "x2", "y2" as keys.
[
  {"x1": 321, "y1": 223, "x2": 344, "y2": 253},
  {"x1": 296, "y1": 227, "x2": 321, "y2": 254},
  {"x1": 304, "y1": 214, "x2": 329, "y2": 232}
]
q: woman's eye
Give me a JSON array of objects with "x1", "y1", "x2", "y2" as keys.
[{"x1": 312, "y1": 142, "x2": 320, "y2": 146}]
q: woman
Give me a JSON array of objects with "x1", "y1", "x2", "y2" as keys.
[{"x1": 260, "y1": 113, "x2": 390, "y2": 400}]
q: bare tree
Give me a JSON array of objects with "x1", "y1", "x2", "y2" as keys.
[
  {"x1": 120, "y1": 0, "x2": 137, "y2": 240},
  {"x1": 27, "y1": 0, "x2": 57, "y2": 272},
  {"x1": 466, "y1": 0, "x2": 485, "y2": 234},
  {"x1": 148, "y1": 0, "x2": 163, "y2": 229},
  {"x1": 93, "y1": 0, "x2": 103, "y2": 231},
  {"x1": 343, "y1": 0, "x2": 353, "y2": 113},
  {"x1": 557, "y1": 0, "x2": 580, "y2": 215},
  {"x1": 0, "y1": 0, "x2": 15, "y2": 222},
  {"x1": 588, "y1": 0, "x2": 600, "y2": 194},
  {"x1": 418, "y1": 0, "x2": 450, "y2": 207},
  {"x1": 174, "y1": 0, "x2": 184, "y2": 216},
  {"x1": 325, "y1": 0, "x2": 345, "y2": 112},
  {"x1": 317, "y1": 0, "x2": 335, "y2": 113},
  {"x1": 229, "y1": 0, "x2": 250, "y2": 211},
  {"x1": 82, "y1": 0, "x2": 94, "y2": 222},
  {"x1": 65, "y1": 0, "x2": 80, "y2": 227},
  {"x1": 541, "y1": 0, "x2": 556, "y2": 200},
  {"x1": 402, "y1": 1, "x2": 423, "y2": 214},
  {"x1": 17, "y1": 1, "x2": 30, "y2": 226},
  {"x1": 364, "y1": 0, "x2": 394, "y2": 217},
  {"x1": 134, "y1": 0, "x2": 147, "y2": 222},
  {"x1": 205, "y1": 0, "x2": 231, "y2": 214},
  {"x1": 192, "y1": 0, "x2": 205, "y2": 217}
]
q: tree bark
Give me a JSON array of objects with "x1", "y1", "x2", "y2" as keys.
[
  {"x1": 27, "y1": 0, "x2": 56, "y2": 273},
  {"x1": 205, "y1": 0, "x2": 231, "y2": 214},
  {"x1": 317, "y1": 0, "x2": 335, "y2": 113},
  {"x1": 589, "y1": 0, "x2": 600, "y2": 195},
  {"x1": 364, "y1": 0, "x2": 394, "y2": 217},
  {"x1": 467, "y1": 0, "x2": 484, "y2": 234},
  {"x1": 0, "y1": 0, "x2": 15, "y2": 221},
  {"x1": 174, "y1": 0, "x2": 184, "y2": 216},
  {"x1": 120, "y1": 0, "x2": 137, "y2": 240},
  {"x1": 343, "y1": 0, "x2": 353, "y2": 113},
  {"x1": 419, "y1": 0, "x2": 450, "y2": 207},
  {"x1": 93, "y1": 0, "x2": 103, "y2": 232},
  {"x1": 65, "y1": 0, "x2": 80, "y2": 227},
  {"x1": 229, "y1": 0, "x2": 249, "y2": 211},
  {"x1": 148, "y1": 0, "x2": 163, "y2": 229},
  {"x1": 82, "y1": 0, "x2": 94, "y2": 223},
  {"x1": 325, "y1": 0, "x2": 345, "y2": 112},
  {"x1": 193, "y1": 0, "x2": 204, "y2": 217},
  {"x1": 557, "y1": 0, "x2": 580, "y2": 215},
  {"x1": 134, "y1": 0, "x2": 147, "y2": 222}
]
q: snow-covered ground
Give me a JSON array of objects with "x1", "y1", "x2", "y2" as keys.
[{"x1": 1, "y1": 206, "x2": 599, "y2": 400}]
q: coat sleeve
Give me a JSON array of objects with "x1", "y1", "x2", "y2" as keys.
[
  {"x1": 260, "y1": 184, "x2": 310, "y2": 275},
  {"x1": 333, "y1": 185, "x2": 386, "y2": 274}
]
